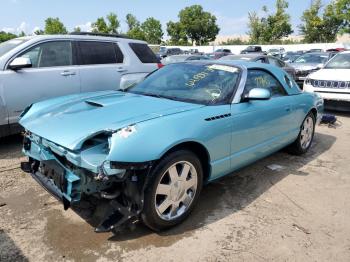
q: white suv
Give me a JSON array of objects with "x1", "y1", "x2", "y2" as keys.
[
  {"x1": 304, "y1": 51, "x2": 350, "y2": 111},
  {"x1": 0, "y1": 33, "x2": 161, "y2": 137}
]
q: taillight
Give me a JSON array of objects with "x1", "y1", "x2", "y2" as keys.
[{"x1": 157, "y1": 63, "x2": 164, "y2": 69}]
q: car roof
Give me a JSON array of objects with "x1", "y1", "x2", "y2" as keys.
[
  {"x1": 224, "y1": 54, "x2": 264, "y2": 59},
  {"x1": 182, "y1": 60, "x2": 277, "y2": 71},
  {"x1": 14, "y1": 34, "x2": 147, "y2": 44}
]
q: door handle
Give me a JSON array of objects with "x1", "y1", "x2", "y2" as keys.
[
  {"x1": 116, "y1": 67, "x2": 127, "y2": 72},
  {"x1": 285, "y1": 106, "x2": 291, "y2": 112},
  {"x1": 61, "y1": 71, "x2": 76, "y2": 76}
]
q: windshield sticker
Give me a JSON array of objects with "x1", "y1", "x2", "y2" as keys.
[
  {"x1": 185, "y1": 65, "x2": 237, "y2": 88},
  {"x1": 208, "y1": 64, "x2": 238, "y2": 73}
]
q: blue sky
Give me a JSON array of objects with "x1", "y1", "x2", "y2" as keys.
[{"x1": 0, "y1": 0, "x2": 332, "y2": 36}]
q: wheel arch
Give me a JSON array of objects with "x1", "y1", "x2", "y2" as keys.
[{"x1": 160, "y1": 141, "x2": 211, "y2": 183}]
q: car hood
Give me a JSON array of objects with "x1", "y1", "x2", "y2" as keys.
[
  {"x1": 291, "y1": 63, "x2": 322, "y2": 71},
  {"x1": 20, "y1": 91, "x2": 204, "y2": 150},
  {"x1": 309, "y1": 68, "x2": 350, "y2": 81}
]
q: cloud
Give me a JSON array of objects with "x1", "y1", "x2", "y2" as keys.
[
  {"x1": 16, "y1": 22, "x2": 27, "y2": 34},
  {"x1": 214, "y1": 13, "x2": 249, "y2": 35},
  {"x1": 75, "y1": 22, "x2": 92, "y2": 32},
  {"x1": 31, "y1": 26, "x2": 41, "y2": 34},
  {"x1": 1, "y1": 27, "x2": 15, "y2": 33}
]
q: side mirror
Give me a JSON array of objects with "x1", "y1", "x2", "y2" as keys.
[
  {"x1": 244, "y1": 88, "x2": 271, "y2": 101},
  {"x1": 8, "y1": 57, "x2": 32, "y2": 71}
]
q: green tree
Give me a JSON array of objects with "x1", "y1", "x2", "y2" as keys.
[
  {"x1": 18, "y1": 31, "x2": 26, "y2": 37},
  {"x1": 107, "y1": 12, "x2": 120, "y2": 34},
  {"x1": 0, "y1": 31, "x2": 17, "y2": 43},
  {"x1": 44, "y1": 17, "x2": 67, "y2": 34},
  {"x1": 126, "y1": 14, "x2": 140, "y2": 31},
  {"x1": 92, "y1": 17, "x2": 109, "y2": 33},
  {"x1": 335, "y1": 0, "x2": 350, "y2": 33},
  {"x1": 167, "y1": 5, "x2": 220, "y2": 45},
  {"x1": 247, "y1": 0, "x2": 293, "y2": 44},
  {"x1": 73, "y1": 26, "x2": 81, "y2": 33},
  {"x1": 141, "y1": 17, "x2": 163, "y2": 44},
  {"x1": 127, "y1": 27, "x2": 146, "y2": 41},
  {"x1": 166, "y1": 21, "x2": 189, "y2": 45},
  {"x1": 34, "y1": 29, "x2": 44, "y2": 35},
  {"x1": 299, "y1": 0, "x2": 346, "y2": 43},
  {"x1": 92, "y1": 13, "x2": 120, "y2": 34},
  {"x1": 299, "y1": 0, "x2": 326, "y2": 42}
]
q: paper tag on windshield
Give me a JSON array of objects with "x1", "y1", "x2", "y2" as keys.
[{"x1": 208, "y1": 64, "x2": 238, "y2": 73}]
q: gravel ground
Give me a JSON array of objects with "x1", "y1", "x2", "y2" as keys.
[{"x1": 0, "y1": 113, "x2": 350, "y2": 262}]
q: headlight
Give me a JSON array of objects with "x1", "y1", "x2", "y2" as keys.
[{"x1": 305, "y1": 78, "x2": 311, "y2": 85}]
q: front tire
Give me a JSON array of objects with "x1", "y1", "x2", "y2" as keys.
[
  {"x1": 142, "y1": 150, "x2": 203, "y2": 231},
  {"x1": 288, "y1": 112, "x2": 315, "y2": 155}
]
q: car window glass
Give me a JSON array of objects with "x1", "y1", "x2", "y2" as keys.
[
  {"x1": 256, "y1": 58, "x2": 265, "y2": 63},
  {"x1": 244, "y1": 69, "x2": 287, "y2": 98},
  {"x1": 18, "y1": 41, "x2": 72, "y2": 68},
  {"x1": 268, "y1": 57, "x2": 282, "y2": 67},
  {"x1": 79, "y1": 41, "x2": 118, "y2": 65},
  {"x1": 129, "y1": 43, "x2": 158, "y2": 63}
]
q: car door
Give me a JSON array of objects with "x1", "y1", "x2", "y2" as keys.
[
  {"x1": 2, "y1": 40, "x2": 80, "y2": 124},
  {"x1": 230, "y1": 69, "x2": 295, "y2": 170},
  {"x1": 77, "y1": 41, "x2": 124, "y2": 92}
]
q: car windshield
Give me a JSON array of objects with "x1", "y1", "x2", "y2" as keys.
[
  {"x1": 0, "y1": 38, "x2": 28, "y2": 58},
  {"x1": 294, "y1": 53, "x2": 329, "y2": 64},
  {"x1": 325, "y1": 53, "x2": 350, "y2": 69},
  {"x1": 128, "y1": 63, "x2": 240, "y2": 105}
]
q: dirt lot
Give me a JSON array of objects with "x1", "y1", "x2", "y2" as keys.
[{"x1": 1, "y1": 112, "x2": 350, "y2": 262}]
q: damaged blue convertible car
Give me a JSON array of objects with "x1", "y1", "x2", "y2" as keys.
[{"x1": 20, "y1": 61, "x2": 323, "y2": 232}]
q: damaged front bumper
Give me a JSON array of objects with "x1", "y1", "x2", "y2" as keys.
[{"x1": 20, "y1": 132, "x2": 153, "y2": 233}]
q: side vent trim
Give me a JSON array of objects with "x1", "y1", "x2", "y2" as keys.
[{"x1": 205, "y1": 113, "x2": 231, "y2": 121}]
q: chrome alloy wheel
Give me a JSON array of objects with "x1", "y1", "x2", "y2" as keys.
[
  {"x1": 300, "y1": 116, "x2": 314, "y2": 149},
  {"x1": 154, "y1": 161, "x2": 198, "y2": 221}
]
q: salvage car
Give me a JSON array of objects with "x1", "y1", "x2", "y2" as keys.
[
  {"x1": 291, "y1": 52, "x2": 336, "y2": 87},
  {"x1": 304, "y1": 51, "x2": 350, "y2": 111},
  {"x1": 0, "y1": 33, "x2": 161, "y2": 137},
  {"x1": 219, "y1": 54, "x2": 296, "y2": 80},
  {"x1": 162, "y1": 54, "x2": 211, "y2": 65},
  {"x1": 20, "y1": 61, "x2": 323, "y2": 233}
]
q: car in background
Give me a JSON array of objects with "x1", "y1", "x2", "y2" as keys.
[
  {"x1": 219, "y1": 54, "x2": 296, "y2": 80},
  {"x1": 162, "y1": 55, "x2": 211, "y2": 65},
  {"x1": 240, "y1": 45, "x2": 266, "y2": 54},
  {"x1": 267, "y1": 47, "x2": 285, "y2": 58},
  {"x1": 20, "y1": 61, "x2": 323, "y2": 233},
  {"x1": 304, "y1": 51, "x2": 350, "y2": 111},
  {"x1": 282, "y1": 51, "x2": 303, "y2": 63},
  {"x1": 208, "y1": 49, "x2": 232, "y2": 59},
  {"x1": 0, "y1": 33, "x2": 161, "y2": 138},
  {"x1": 307, "y1": 49, "x2": 323, "y2": 53},
  {"x1": 290, "y1": 52, "x2": 336, "y2": 87},
  {"x1": 158, "y1": 47, "x2": 183, "y2": 58}
]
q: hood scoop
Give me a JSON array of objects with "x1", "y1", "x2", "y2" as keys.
[{"x1": 85, "y1": 100, "x2": 104, "y2": 107}]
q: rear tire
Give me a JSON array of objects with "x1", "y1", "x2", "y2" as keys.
[
  {"x1": 141, "y1": 150, "x2": 203, "y2": 231},
  {"x1": 288, "y1": 112, "x2": 315, "y2": 155}
]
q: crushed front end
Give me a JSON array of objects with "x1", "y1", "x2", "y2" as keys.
[{"x1": 20, "y1": 131, "x2": 152, "y2": 233}]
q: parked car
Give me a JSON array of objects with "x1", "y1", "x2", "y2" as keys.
[
  {"x1": 240, "y1": 45, "x2": 265, "y2": 54},
  {"x1": 290, "y1": 52, "x2": 336, "y2": 87},
  {"x1": 267, "y1": 47, "x2": 285, "y2": 58},
  {"x1": 0, "y1": 33, "x2": 161, "y2": 138},
  {"x1": 20, "y1": 61, "x2": 323, "y2": 233},
  {"x1": 304, "y1": 51, "x2": 350, "y2": 111},
  {"x1": 208, "y1": 49, "x2": 232, "y2": 59},
  {"x1": 162, "y1": 54, "x2": 211, "y2": 64},
  {"x1": 219, "y1": 54, "x2": 296, "y2": 80},
  {"x1": 158, "y1": 47, "x2": 183, "y2": 58},
  {"x1": 282, "y1": 51, "x2": 303, "y2": 63}
]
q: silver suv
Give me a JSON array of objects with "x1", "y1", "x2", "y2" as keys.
[{"x1": 0, "y1": 33, "x2": 161, "y2": 137}]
